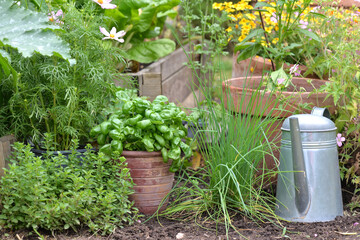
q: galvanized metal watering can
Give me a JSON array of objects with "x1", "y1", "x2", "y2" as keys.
[{"x1": 275, "y1": 107, "x2": 343, "y2": 222}]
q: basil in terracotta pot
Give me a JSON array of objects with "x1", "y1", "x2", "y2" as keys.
[{"x1": 91, "y1": 90, "x2": 193, "y2": 172}]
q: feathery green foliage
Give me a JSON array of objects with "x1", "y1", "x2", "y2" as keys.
[{"x1": 1, "y1": 2, "x2": 124, "y2": 150}]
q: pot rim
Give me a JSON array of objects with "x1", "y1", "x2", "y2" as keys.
[
  {"x1": 222, "y1": 76, "x2": 328, "y2": 94},
  {"x1": 121, "y1": 150, "x2": 162, "y2": 157}
]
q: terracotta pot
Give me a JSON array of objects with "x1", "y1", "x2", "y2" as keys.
[
  {"x1": 121, "y1": 150, "x2": 174, "y2": 215},
  {"x1": 222, "y1": 76, "x2": 335, "y2": 184},
  {"x1": 311, "y1": 0, "x2": 360, "y2": 8},
  {"x1": 232, "y1": 55, "x2": 320, "y2": 79},
  {"x1": 222, "y1": 76, "x2": 334, "y2": 118}
]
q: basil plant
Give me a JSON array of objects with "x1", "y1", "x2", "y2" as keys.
[{"x1": 91, "y1": 90, "x2": 193, "y2": 172}]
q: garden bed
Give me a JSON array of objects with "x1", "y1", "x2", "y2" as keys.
[{"x1": 0, "y1": 182, "x2": 358, "y2": 240}]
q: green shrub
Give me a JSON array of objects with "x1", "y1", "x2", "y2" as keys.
[{"x1": 0, "y1": 142, "x2": 138, "y2": 234}]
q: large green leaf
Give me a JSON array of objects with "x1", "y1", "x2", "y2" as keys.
[
  {"x1": 126, "y1": 39, "x2": 175, "y2": 63},
  {"x1": 236, "y1": 43, "x2": 261, "y2": 62},
  {"x1": 136, "y1": 0, "x2": 180, "y2": 33},
  {"x1": 0, "y1": 0, "x2": 72, "y2": 61}
]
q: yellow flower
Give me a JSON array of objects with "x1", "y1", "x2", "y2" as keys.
[
  {"x1": 265, "y1": 26, "x2": 273, "y2": 33},
  {"x1": 212, "y1": 2, "x2": 223, "y2": 10},
  {"x1": 272, "y1": 37, "x2": 279, "y2": 44},
  {"x1": 238, "y1": 35, "x2": 246, "y2": 42},
  {"x1": 250, "y1": 67, "x2": 254, "y2": 72},
  {"x1": 226, "y1": 27, "x2": 232, "y2": 32}
]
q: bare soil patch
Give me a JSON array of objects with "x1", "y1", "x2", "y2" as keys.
[{"x1": 1, "y1": 185, "x2": 359, "y2": 240}]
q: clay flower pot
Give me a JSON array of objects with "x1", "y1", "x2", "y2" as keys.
[
  {"x1": 232, "y1": 55, "x2": 319, "y2": 79},
  {"x1": 222, "y1": 76, "x2": 334, "y2": 118},
  {"x1": 222, "y1": 76, "x2": 335, "y2": 180},
  {"x1": 121, "y1": 150, "x2": 174, "y2": 215}
]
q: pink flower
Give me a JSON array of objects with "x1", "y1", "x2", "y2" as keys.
[
  {"x1": 92, "y1": 0, "x2": 117, "y2": 9},
  {"x1": 354, "y1": 222, "x2": 359, "y2": 226},
  {"x1": 277, "y1": 78, "x2": 285, "y2": 85},
  {"x1": 48, "y1": 9, "x2": 63, "y2": 24},
  {"x1": 290, "y1": 64, "x2": 301, "y2": 76},
  {"x1": 336, "y1": 133, "x2": 345, "y2": 147},
  {"x1": 100, "y1": 27, "x2": 126, "y2": 43},
  {"x1": 299, "y1": 20, "x2": 309, "y2": 29}
]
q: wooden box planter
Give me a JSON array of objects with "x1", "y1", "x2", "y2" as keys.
[
  {"x1": 115, "y1": 44, "x2": 204, "y2": 107},
  {"x1": 0, "y1": 135, "x2": 15, "y2": 177}
]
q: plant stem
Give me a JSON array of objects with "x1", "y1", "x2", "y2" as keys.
[{"x1": 258, "y1": 11, "x2": 275, "y2": 71}]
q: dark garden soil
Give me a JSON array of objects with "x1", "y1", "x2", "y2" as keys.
[{"x1": 1, "y1": 185, "x2": 359, "y2": 240}]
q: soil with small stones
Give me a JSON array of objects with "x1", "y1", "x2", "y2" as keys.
[{"x1": 1, "y1": 183, "x2": 359, "y2": 240}]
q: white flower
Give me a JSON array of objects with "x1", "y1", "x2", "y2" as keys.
[
  {"x1": 92, "y1": 0, "x2": 117, "y2": 9},
  {"x1": 99, "y1": 27, "x2": 126, "y2": 43}
]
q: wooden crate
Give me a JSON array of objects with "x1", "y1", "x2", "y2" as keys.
[
  {"x1": 0, "y1": 135, "x2": 15, "y2": 177},
  {"x1": 115, "y1": 44, "x2": 205, "y2": 107}
]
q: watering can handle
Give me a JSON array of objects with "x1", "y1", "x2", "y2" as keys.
[
  {"x1": 289, "y1": 117, "x2": 311, "y2": 217},
  {"x1": 311, "y1": 107, "x2": 331, "y2": 119}
]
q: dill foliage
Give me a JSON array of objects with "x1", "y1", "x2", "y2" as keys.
[{"x1": 1, "y1": 2, "x2": 125, "y2": 150}]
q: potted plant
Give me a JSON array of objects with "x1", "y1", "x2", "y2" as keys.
[
  {"x1": 90, "y1": 89, "x2": 193, "y2": 215},
  {"x1": 213, "y1": 0, "x2": 325, "y2": 79}
]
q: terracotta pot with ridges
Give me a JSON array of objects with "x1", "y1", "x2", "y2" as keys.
[
  {"x1": 222, "y1": 76, "x2": 334, "y2": 184},
  {"x1": 121, "y1": 150, "x2": 174, "y2": 215}
]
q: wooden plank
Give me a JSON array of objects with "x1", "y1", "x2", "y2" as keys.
[
  {"x1": 140, "y1": 73, "x2": 162, "y2": 101},
  {"x1": 162, "y1": 66, "x2": 197, "y2": 104},
  {"x1": 159, "y1": 44, "x2": 191, "y2": 81},
  {"x1": 0, "y1": 135, "x2": 15, "y2": 177},
  {"x1": 0, "y1": 142, "x2": 4, "y2": 177}
]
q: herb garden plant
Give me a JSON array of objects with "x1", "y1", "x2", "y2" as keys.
[
  {"x1": 1, "y1": 1, "x2": 123, "y2": 150},
  {"x1": 0, "y1": 141, "x2": 138, "y2": 235},
  {"x1": 91, "y1": 90, "x2": 192, "y2": 172}
]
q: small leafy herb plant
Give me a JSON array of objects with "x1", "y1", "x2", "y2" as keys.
[
  {"x1": 0, "y1": 141, "x2": 138, "y2": 235},
  {"x1": 90, "y1": 90, "x2": 193, "y2": 172}
]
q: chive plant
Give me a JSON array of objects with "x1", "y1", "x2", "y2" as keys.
[{"x1": 160, "y1": 0, "x2": 287, "y2": 235}]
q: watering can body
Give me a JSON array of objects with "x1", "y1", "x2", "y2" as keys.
[{"x1": 275, "y1": 108, "x2": 343, "y2": 222}]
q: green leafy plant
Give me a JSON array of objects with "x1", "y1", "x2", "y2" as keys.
[
  {"x1": 105, "y1": 0, "x2": 179, "y2": 65},
  {"x1": 160, "y1": 0, "x2": 283, "y2": 235},
  {"x1": 0, "y1": 141, "x2": 138, "y2": 234},
  {"x1": 0, "y1": 0, "x2": 73, "y2": 81},
  {"x1": 1, "y1": 2, "x2": 122, "y2": 150},
  {"x1": 90, "y1": 90, "x2": 193, "y2": 172},
  {"x1": 214, "y1": 0, "x2": 321, "y2": 71}
]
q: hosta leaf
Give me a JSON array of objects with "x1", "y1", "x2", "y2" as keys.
[
  {"x1": 0, "y1": 0, "x2": 72, "y2": 62},
  {"x1": 126, "y1": 39, "x2": 175, "y2": 63}
]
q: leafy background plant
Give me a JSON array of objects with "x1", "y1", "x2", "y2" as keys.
[
  {"x1": 104, "y1": 0, "x2": 179, "y2": 67},
  {"x1": 0, "y1": 141, "x2": 138, "y2": 234},
  {"x1": 1, "y1": 1, "x2": 123, "y2": 150}
]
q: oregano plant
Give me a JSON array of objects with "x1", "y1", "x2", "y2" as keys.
[{"x1": 0, "y1": 141, "x2": 138, "y2": 234}]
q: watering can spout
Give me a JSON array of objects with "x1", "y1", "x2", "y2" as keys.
[{"x1": 289, "y1": 117, "x2": 310, "y2": 217}]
